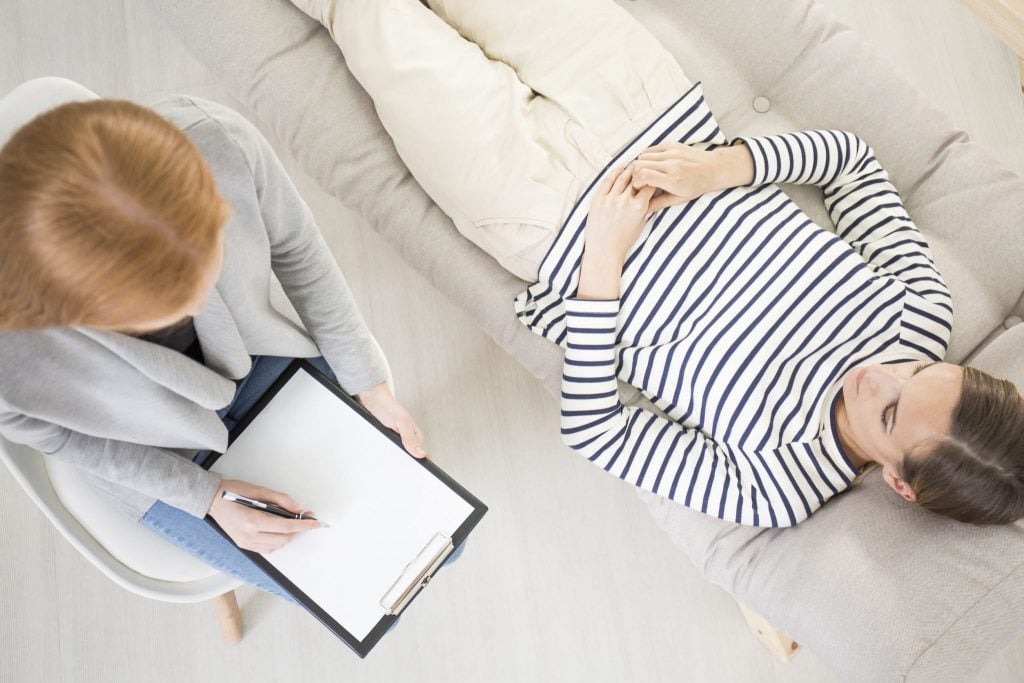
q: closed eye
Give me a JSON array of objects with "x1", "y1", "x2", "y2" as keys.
[
  {"x1": 883, "y1": 361, "x2": 937, "y2": 433},
  {"x1": 881, "y1": 401, "x2": 895, "y2": 429}
]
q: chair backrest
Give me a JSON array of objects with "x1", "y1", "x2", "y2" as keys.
[
  {"x1": 0, "y1": 436, "x2": 238, "y2": 602},
  {"x1": 0, "y1": 76, "x2": 98, "y2": 140}
]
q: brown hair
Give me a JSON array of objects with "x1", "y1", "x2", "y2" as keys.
[
  {"x1": 0, "y1": 99, "x2": 229, "y2": 331},
  {"x1": 901, "y1": 365, "x2": 1024, "y2": 525}
]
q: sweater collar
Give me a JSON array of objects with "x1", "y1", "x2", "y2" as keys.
[{"x1": 819, "y1": 378, "x2": 861, "y2": 482}]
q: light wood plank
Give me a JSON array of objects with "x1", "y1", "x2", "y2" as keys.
[
  {"x1": 961, "y1": 0, "x2": 1024, "y2": 57},
  {"x1": 212, "y1": 592, "x2": 243, "y2": 645}
]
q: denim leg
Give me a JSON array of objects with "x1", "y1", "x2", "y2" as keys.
[
  {"x1": 140, "y1": 500, "x2": 298, "y2": 604},
  {"x1": 445, "y1": 540, "x2": 466, "y2": 565}
]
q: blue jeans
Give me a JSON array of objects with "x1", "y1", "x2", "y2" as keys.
[{"x1": 140, "y1": 355, "x2": 464, "y2": 603}]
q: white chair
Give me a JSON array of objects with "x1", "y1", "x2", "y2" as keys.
[
  {"x1": 0, "y1": 76, "x2": 244, "y2": 644},
  {"x1": 0, "y1": 436, "x2": 245, "y2": 642}
]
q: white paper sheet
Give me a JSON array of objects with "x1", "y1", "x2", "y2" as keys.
[{"x1": 209, "y1": 367, "x2": 475, "y2": 640}]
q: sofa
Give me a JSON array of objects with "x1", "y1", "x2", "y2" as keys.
[{"x1": 152, "y1": 0, "x2": 1024, "y2": 679}]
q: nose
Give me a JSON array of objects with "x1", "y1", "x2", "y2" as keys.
[{"x1": 864, "y1": 365, "x2": 899, "y2": 395}]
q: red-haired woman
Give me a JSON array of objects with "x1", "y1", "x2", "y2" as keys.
[{"x1": 0, "y1": 80, "x2": 428, "y2": 598}]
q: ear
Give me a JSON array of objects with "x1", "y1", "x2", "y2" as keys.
[{"x1": 882, "y1": 466, "x2": 918, "y2": 503}]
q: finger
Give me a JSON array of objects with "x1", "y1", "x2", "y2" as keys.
[
  {"x1": 630, "y1": 161, "x2": 671, "y2": 190},
  {"x1": 633, "y1": 167, "x2": 675, "y2": 193},
  {"x1": 611, "y1": 164, "x2": 634, "y2": 195},
  {"x1": 253, "y1": 487, "x2": 303, "y2": 514},
  {"x1": 636, "y1": 149, "x2": 671, "y2": 161},
  {"x1": 639, "y1": 142, "x2": 672, "y2": 155},
  {"x1": 648, "y1": 192, "x2": 683, "y2": 213},
  {"x1": 632, "y1": 159, "x2": 670, "y2": 173},
  {"x1": 397, "y1": 415, "x2": 428, "y2": 459},
  {"x1": 636, "y1": 185, "x2": 657, "y2": 220},
  {"x1": 626, "y1": 162, "x2": 659, "y2": 191},
  {"x1": 257, "y1": 513, "x2": 321, "y2": 534},
  {"x1": 597, "y1": 166, "x2": 624, "y2": 196}
]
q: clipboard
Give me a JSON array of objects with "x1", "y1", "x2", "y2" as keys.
[{"x1": 200, "y1": 359, "x2": 487, "y2": 657}]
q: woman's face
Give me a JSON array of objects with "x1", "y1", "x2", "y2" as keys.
[
  {"x1": 841, "y1": 359, "x2": 963, "y2": 471},
  {"x1": 115, "y1": 234, "x2": 226, "y2": 334}
]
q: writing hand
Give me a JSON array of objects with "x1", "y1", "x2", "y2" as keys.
[{"x1": 208, "y1": 479, "x2": 321, "y2": 553}]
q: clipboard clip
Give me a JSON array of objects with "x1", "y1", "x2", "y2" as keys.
[{"x1": 379, "y1": 532, "x2": 454, "y2": 616}]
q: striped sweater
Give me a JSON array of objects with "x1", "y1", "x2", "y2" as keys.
[{"x1": 514, "y1": 82, "x2": 953, "y2": 528}]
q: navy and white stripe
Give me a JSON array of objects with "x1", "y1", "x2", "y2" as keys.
[{"x1": 514, "y1": 82, "x2": 953, "y2": 528}]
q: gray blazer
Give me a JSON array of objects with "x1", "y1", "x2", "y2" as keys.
[{"x1": 0, "y1": 95, "x2": 389, "y2": 520}]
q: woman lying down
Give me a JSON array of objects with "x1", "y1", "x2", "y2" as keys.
[{"x1": 295, "y1": 0, "x2": 1024, "y2": 527}]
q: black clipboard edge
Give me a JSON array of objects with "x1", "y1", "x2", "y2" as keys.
[{"x1": 202, "y1": 359, "x2": 488, "y2": 658}]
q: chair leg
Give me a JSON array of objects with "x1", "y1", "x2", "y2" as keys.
[
  {"x1": 212, "y1": 590, "x2": 243, "y2": 645},
  {"x1": 738, "y1": 603, "x2": 799, "y2": 662}
]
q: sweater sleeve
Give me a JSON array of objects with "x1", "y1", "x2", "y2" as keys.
[
  {"x1": 560, "y1": 298, "x2": 797, "y2": 528},
  {"x1": 0, "y1": 410, "x2": 221, "y2": 518},
  {"x1": 733, "y1": 131, "x2": 953, "y2": 320},
  {"x1": 194, "y1": 98, "x2": 390, "y2": 395}
]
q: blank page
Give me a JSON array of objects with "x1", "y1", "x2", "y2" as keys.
[{"x1": 209, "y1": 367, "x2": 474, "y2": 640}]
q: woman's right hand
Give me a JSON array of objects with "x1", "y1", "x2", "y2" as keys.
[{"x1": 207, "y1": 479, "x2": 321, "y2": 553}]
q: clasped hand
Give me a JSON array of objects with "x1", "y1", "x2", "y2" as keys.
[{"x1": 577, "y1": 142, "x2": 753, "y2": 300}]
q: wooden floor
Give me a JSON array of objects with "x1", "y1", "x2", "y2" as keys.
[{"x1": 1, "y1": 1, "x2": 1022, "y2": 681}]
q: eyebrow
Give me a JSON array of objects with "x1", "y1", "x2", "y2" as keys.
[{"x1": 889, "y1": 361, "x2": 938, "y2": 434}]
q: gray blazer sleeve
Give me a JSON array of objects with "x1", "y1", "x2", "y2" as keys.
[
  {"x1": 197, "y1": 98, "x2": 390, "y2": 395},
  {"x1": 0, "y1": 409, "x2": 221, "y2": 518}
]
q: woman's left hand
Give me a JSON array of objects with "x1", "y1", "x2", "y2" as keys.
[
  {"x1": 577, "y1": 164, "x2": 655, "y2": 300},
  {"x1": 583, "y1": 164, "x2": 656, "y2": 264},
  {"x1": 356, "y1": 382, "x2": 428, "y2": 458}
]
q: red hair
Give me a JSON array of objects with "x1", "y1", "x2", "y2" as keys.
[{"x1": 0, "y1": 99, "x2": 228, "y2": 330}]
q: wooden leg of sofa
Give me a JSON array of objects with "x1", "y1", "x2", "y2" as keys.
[
  {"x1": 212, "y1": 590, "x2": 243, "y2": 645},
  {"x1": 738, "y1": 603, "x2": 799, "y2": 662}
]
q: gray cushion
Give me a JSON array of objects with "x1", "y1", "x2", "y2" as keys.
[{"x1": 153, "y1": 0, "x2": 1024, "y2": 679}]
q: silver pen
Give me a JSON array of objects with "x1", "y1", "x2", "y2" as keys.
[{"x1": 222, "y1": 490, "x2": 330, "y2": 528}]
